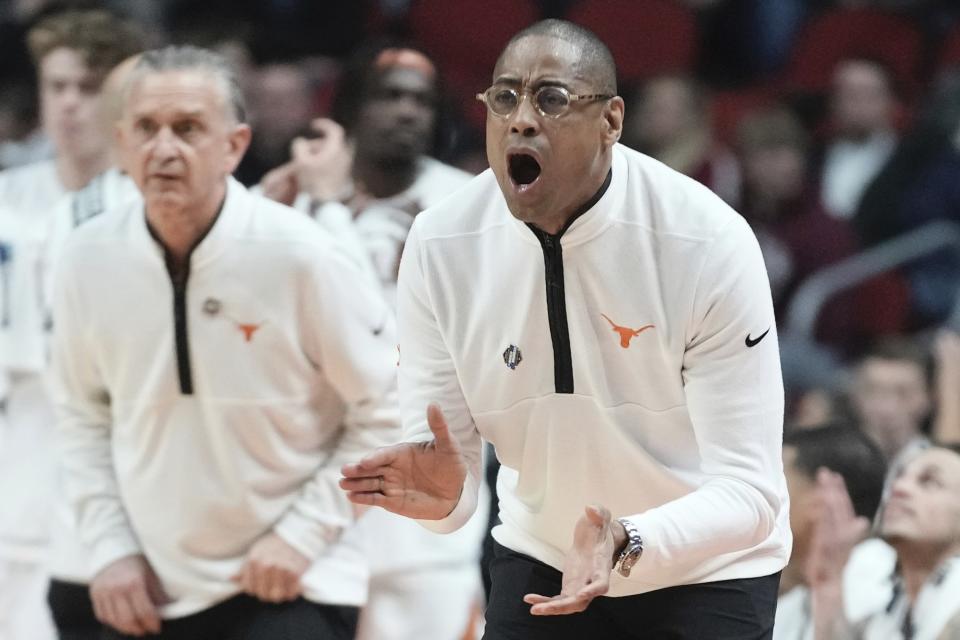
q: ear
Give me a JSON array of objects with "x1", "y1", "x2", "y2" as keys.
[
  {"x1": 601, "y1": 96, "x2": 625, "y2": 147},
  {"x1": 113, "y1": 121, "x2": 132, "y2": 174},
  {"x1": 223, "y1": 123, "x2": 252, "y2": 174}
]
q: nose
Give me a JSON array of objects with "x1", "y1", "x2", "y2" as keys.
[
  {"x1": 874, "y1": 393, "x2": 899, "y2": 413},
  {"x1": 60, "y1": 85, "x2": 82, "y2": 112},
  {"x1": 889, "y1": 473, "x2": 914, "y2": 500},
  {"x1": 395, "y1": 94, "x2": 426, "y2": 123},
  {"x1": 150, "y1": 126, "x2": 179, "y2": 159},
  {"x1": 509, "y1": 93, "x2": 540, "y2": 138}
]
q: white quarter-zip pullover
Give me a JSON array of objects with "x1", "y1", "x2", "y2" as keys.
[
  {"x1": 52, "y1": 178, "x2": 399, "y2": 617},
  {"x1": 398, "y1": 143, "x2": 791, "y2": 594}
]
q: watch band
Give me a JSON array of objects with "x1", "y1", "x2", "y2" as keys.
[{"x1": 614, "y1": 518, "x2": 644, "y2": 578}]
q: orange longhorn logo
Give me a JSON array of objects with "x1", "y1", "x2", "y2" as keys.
[
  {"x1": 600, "y1": 314, "x2": 654, "y2": 349},
  {"x1": 236, "y1": 323, "x2": 262, "y2": 342}
]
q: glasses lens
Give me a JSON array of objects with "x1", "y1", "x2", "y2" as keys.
[
  {"x1": 536, "y1": 87, "x2": 570, "y2": 116},
  {"x1": 490, "y1": 88, "x2": 519, "y2": 115}
]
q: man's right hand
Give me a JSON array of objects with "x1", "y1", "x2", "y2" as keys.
[
  {"x1": 90, "y1": 554, "x2": 168, "y2": 637},
  {"x1": 339, "y1": 404, "x2": 467, "y2": 520},
  {"x1": 260, "y1": 162, "x2": 299, "y2": 206},
  {"x1": 259, "y1": 118, "x2": 354, "y2": 207}
]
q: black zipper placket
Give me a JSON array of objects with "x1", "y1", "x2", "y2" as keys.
[
  {"x1": 535, "y1": 232, "x2": 574, "y2": 393},
  {"x1": 148, "y1": 204, "x2": 224, "y2": 396},
  {"x1": 168, "y1": 255, "x2": 194, "y2": 395},
  {"x1": 527, "y1": 169, "x2": 612, "y2": 395}
]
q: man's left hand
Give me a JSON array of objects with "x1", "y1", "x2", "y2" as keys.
[
  {"x1": 232, "y1": 533, "x2": 310, "y2": 603},
  {"x1": 523, "y1": 505, "x2": 625, "y2": 616}
]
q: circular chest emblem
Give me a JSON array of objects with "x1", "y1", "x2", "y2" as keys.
[
  {"x1": 202, "y1": 298, "x2": 222, "y2": 316},
  {"x1": 502, "y1": 344, "x2": 523, "y2": 370}
]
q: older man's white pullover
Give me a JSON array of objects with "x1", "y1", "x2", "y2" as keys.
[{"x1": 51, "y1": 178, "x2": 399, "y2": 617}]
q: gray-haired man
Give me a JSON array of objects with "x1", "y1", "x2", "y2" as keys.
[{"x1": 52, "y1": 46, "x2": 399, "y2": 639}]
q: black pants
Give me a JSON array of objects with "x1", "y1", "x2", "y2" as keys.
[
  {"x1": 483, "y1": 543, "x2": 779, "y2": 640},
  {"x1": 99, "y1": 594, "x2": 358, "y2": 640},
  {"x1": 48, "y1": 579, "x2": 102, "y2": 640}
]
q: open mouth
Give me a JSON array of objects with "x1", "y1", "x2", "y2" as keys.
[{"x1": 508, "y1": 153, "x2": 542, "y2": 187}]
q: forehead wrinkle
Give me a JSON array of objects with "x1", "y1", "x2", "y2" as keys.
[
  {"x1": 130, "y1": 95, "x2": 210, "y2": 116},
  {"x1": 136, "y1": 107, "x2": 206, "y2": 119},
  {"x1": 494, "y1": 34, "x2": 587, "y2": 86},
  {"x1": 127, "y1": 72, "x2": 233, "y2": 123}
]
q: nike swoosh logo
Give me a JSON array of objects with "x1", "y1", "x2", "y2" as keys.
[{"x1": 745, "y1": 328, "x2": 771, "y2": 348}]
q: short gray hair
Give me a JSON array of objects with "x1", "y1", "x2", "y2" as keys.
[{"x1": 127, "y1": 45, "x2": 247, "y2": 123}]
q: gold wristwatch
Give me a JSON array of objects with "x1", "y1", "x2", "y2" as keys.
[{"x1": 613, "y1": 518, "x2": 644, "y2": 578}]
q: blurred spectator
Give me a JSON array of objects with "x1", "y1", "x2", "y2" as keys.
[
  {"x1": 807, "y1": 445, "x2": 960, "y2": 639},
  {"x1": 623, "y1": 75, "x2": 740, "y2": 205},
  {"x1": 0, "y1": 9, "x2": 144, "y2": 640},
  {"x1": 261, "y1": 43, "x2": 488, "y2": 640},
  {"x1": 237, "y1": 61, "x2": 317, "y2": 185},
  {"x1": 854, "y1": 69, "x2": 960, "y2": 247},
  {"x1": 736, "y1": 106, "x2": 858, "y2": 340},
  {"x1": 820, "y1": 58, "x2": 900, "y2": 221},
  {"x1": 848, "y1": 339, "x2": 933, "y2": 460},
  {"x1": 893, "y1": 84, "x2": 960, "y2": 323},
  {"x1": 849, "y1": 68, "x2": 960, "y2": 325},
  {"x1": 324, "y1": 43, "x2": 468, "y2": 291},
  {"x1": 262, "y1": 43, "x2": 466, "y2": 298},
  {"x1": 776, "y1": 424, "x2": 892, "y2": 640}
]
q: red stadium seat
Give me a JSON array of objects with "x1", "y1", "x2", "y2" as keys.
[
  {"x1": 408, "y1": 0, "x2": 540, "y2": 131},
  {"x1": 565, "y1": 0, "x2": 698, "y2": 83},
  {"x1": 409, "y1": 0, "x2": 540, "y2": 80},
  {"x1": 849, "y1": 272, "x2": 913, "y2": 341},
  {"x1": 785, "y1": 9, "x2": 923, "y2": 98}
]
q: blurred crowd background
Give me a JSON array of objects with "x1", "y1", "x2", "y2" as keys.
[
  {"x1": 3, "y1": 0, "x2": 960, "y2": 637},
  {"x1": 3, "y1": 0, "x2": 960, "y2": 403}
]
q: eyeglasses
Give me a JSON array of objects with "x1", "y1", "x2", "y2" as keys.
[{"x1": 476, "y1": 84, "x2": 613, "y2": 119}]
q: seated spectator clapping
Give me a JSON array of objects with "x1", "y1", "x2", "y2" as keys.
[{"x1": 807, "y1": 445, "x2": 960, "y2": 639}]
